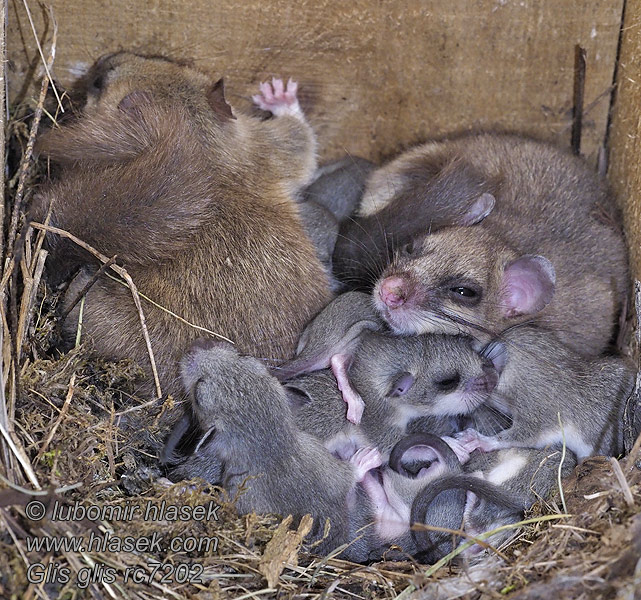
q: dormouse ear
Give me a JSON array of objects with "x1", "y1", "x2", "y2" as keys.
[
  {"x1": 118, "y1": 90, "x2": 154, "y2": 114},
  {"x1": 206, "y1": 78, "x2": 236, "y2": 120},
  {"x1": 458, "y1": 192, "x2": 496, "y2": 226},
  {"x1": 284, "y1": 385, "x2": 312, "y2": 413},
  {"x1": 500, "y1": 255, "x2": 556, "y2": 318}
]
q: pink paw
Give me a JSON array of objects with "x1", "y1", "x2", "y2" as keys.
[
  {"x1": 252, "y1": 77, "x2": 302, "y2": 118},
  {"x1": 453, "y1": 428, "x2": 498, "y2": 454},
  {"x1": 330, "y1": 353, "x2": 365, "y2": 425},
  {"x1": 350, "y1": 447, "x2": 383, "y2": 481},
  {"x1": 345, "y1": 394, "x2": 365, "y2": 424}
]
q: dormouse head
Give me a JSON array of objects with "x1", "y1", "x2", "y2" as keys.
[
  {"x1": 374, "y1": 227, "x2": 556, "y2": 338},
  {"x1": 180, "y1": 338, "x2": 290, "y2": 458},
  {"x1": 351, "y1": 332, "x2": 498, "y2": 420},
  {"x1": 37, "y1": 53, "x2": 236, "y2": 166},
  {"x1": 71, "y1": 52, "x2": 235, "y2": 122}
]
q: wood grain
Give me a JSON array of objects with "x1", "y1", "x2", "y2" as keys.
[
  {"x1": 609, "y1": 0, "x2": 641, "y2": 279},
  {"x1": 9, "y1": 0, "x2": 623, "y2": 164}
]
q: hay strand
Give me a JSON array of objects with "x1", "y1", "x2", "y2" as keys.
[{"x1": 29, "y1": 222, "x2": 163, "y2": 399}]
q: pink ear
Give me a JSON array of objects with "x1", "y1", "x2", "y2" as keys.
[
  {"x1": 458, "y1": 192, "x2": 495, "y2": 226},
  {"x1": 117, "y1": 90, "x2": 153, "y2": 113},
  {"x1": 500, "y1": 255, "x2": 556, "y2": 318},
  {"x1": 206, "y1": 78, "x2": 236, "y2": 121}
]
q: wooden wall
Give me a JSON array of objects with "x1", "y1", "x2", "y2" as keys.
[
  {"x1": 609, "y1": 0, "x2": 641, "y2": 281},
  {"x1": 9, "y1": 0, "x2": 623, "y2": 166},
  {"x1": 12, "y1": 1, "x2": 641, "y2": 277}
]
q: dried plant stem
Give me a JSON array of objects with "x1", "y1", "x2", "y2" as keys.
[
  {"x1": 105, "y1": 272, "x2": 234, "y2": 343},
  {"x1": 20, "y1": 0, "x2": 63, "y2": 113},
  {"x1": 0, "y1": 0, "x2": 9, "y2": 479},
  {"x1": 35, "y1": 373, "x2": 75, "y2": 462},
  {"x1": 16, "y1": 249, "x2": 47, "y2": 362},
  {"x1": 419, "y1": 513, "x2": 570, "y2": 579},
  {"x1": 0, "y1": 419, "x2": 40, "y2": 489},
  {"x1": 74, "y1": 296, "x2": 84, "y2": 348},
  {"x1": 609, "y1": 457, "x2": 635, "y2": 507},
  {"x1": 30, "y1": 222, "x2": 163, "y2": 399},
  {"x1": 3, "y1": 74, "x2": 48, "y2": 274},
  {"x1": 60, "y1": 254, "x2": 117, "y2": 320},
  {"x1": 557, "y1": 412, "x2": 568, "y2": 514},
  {"x1": 0, "y1": 0, "x2": 6, "y2": 263}
]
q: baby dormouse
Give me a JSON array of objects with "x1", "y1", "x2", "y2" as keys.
[
  {"x1": 278, "y1": 291, "x2": 497, "y2": 429},
  {"x1": 412, "y1": 445, "x2": 577, "y2": 557},
  {"x1": 455, "y1": 326, "x2": 634, "y2": 460},
  {"x1": 170, "y1": 338, "x2": 385, "y2": 561},
  {"x1": 284, "y1": 328, "x2": 497, "y2": 462},
  {"x1": 356, "y1": 433, "x2": 466, "y2": 562}
]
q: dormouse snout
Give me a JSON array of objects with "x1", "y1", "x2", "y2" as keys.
[
  {"x1": 379, "y1": 273, "x2": 427, "y2": 311},
  {"x1": 379, "y1": 276, "x2": 409, "y2": 308}
]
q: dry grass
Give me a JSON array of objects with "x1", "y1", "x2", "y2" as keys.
[{"x1": 1, "y1": 4, "x2": 641, "y2": 599}]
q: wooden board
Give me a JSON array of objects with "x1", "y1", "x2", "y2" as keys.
[
  {"x1": 9, "y1": 0, "x2": 623, "y2": 165},
  {"x1": 609, "y1": 0, "x2": 641, "y2": 280}
]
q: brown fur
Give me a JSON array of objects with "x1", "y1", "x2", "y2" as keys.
[
  {"x1": 32, "y1": 52, "x2": 332, "y2": 397},
  {"x1": 370, "y1": 133, "x2": 629, "y2": 356}
]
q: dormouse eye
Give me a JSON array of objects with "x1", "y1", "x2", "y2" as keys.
[
  {"x1": 389, "y1": 372, "x2": 415, "y2": 397},
  {"x1": 434, "y1": 374, "x2": 460, "y2": 392},
  {"x1": 447, "y1": 282, "x2": 482, "y2": 305},
  {"x1": 450, "y1": 286, "x2": 477, "y2": 298},
  {"x1": 91, "y1": 74, "x2": 105, "y2": 92}
]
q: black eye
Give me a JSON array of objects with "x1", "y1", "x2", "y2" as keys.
[
  {"x1": 91, "y1": 74, "x2": 105, "y2": 91},
  {"x1": 450, "y1": 286, "x2": 476, "y2": 298},
  {"x1": 389, "y1": 372, "x2": 415, "y2": 397},
  {"x1": 446, "y1": 282, "x2": 482, "y2": 305},
  {"x1": 434, "y1": 374, "x2": 460, "y2": 392}
]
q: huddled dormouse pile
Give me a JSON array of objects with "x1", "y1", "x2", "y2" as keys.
[{"x1": 34, "y1": 52, "x2": 636, "y2": 564}]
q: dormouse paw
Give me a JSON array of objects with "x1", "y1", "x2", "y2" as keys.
[
  {"x1": 453, "y1": 428, "x2": 499, "y2": 454},
  {"x1": 452, "y1": 428, "x2": 485, "y2": 454},
  {"x1": 350, "y1": 446, "x2": 383, "y2": 481},
  {"x1": 252, "y1": 77, "x2": 303, "y2": 118},
  {"x1": 330, "y1": 353, "x2": 365, "y2": 424}
]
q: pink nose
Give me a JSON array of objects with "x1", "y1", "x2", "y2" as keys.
[{"x1": 379, "y1": 276, "x2": 408, "y2": 308}]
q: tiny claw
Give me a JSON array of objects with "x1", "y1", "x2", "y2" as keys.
[
  {"x1": 350, "y1": 446, "x2": 383, "y2": 481},
  {"x1": 272, "y1": 77, "x2": 284, "y2": 94}
]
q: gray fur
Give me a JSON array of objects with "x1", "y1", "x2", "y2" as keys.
[
  {"x1": 286, "y1": 330, "x2": 496, "y2": 459},
  {"x1": 302, "y1": 156, "x2": 376, "y2": 221},
  {"x1": 462, "y1": 326, "x2": 635, "y2": 459},
  {"x1": 174, "y1": 341, "x2": 375, "y2": 560},
  {"x1": 461, "y1": 446, "x2": 577, "y2": 552},
  {"x1": 275, "y1": 291, "x2": 382, "y2": 381},
  {"x1": 411, "y1": 445, "x2": 577, "y2": 557}
]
